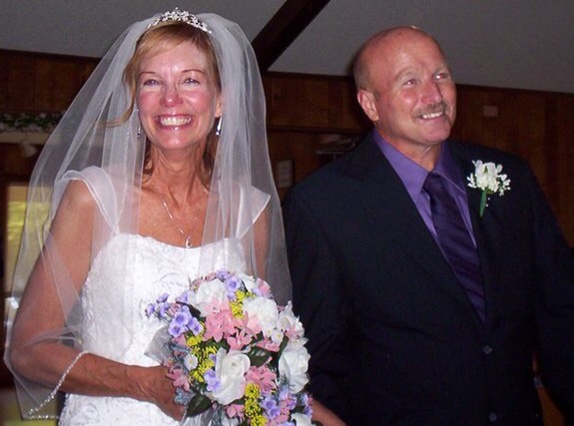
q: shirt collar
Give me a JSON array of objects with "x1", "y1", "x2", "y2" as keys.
[{"x1": 372, "y1": 130, "x2": 466, "y2": 197}]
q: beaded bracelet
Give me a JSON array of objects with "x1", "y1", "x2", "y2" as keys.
[{"x1": 26, "y1": 350, "x2": 89, "y2": 418}]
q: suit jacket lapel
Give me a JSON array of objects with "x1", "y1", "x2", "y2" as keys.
[
  {"x1": 448, "y1": 142, "x2": 506, "y2": 326},
  {"x1": 349, "y1": 137, "x2": 481, "y2": 319}
]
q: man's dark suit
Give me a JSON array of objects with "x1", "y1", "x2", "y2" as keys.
[{"x1": 283, "y1": 134, "x2": 574, "y2": 425}]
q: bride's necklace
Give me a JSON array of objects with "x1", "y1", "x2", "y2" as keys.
[{"x1": 156, "y1": 192, "x2": 194, "y2": 248}]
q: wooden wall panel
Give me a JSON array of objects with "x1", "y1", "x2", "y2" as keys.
[
  {"x1": 268, "y1": 131, "x2": 324, "y2": 199},
  {"x1": 555, "y1": 96, "x2": 574, "y2": 242},
  {"x1": 0, "y1": 52, "x2": 8, "y2": 110},
  {"x1": 327, "y1": 78, "x2": 370, "y2": 131},
  {"x1": 6, "y1": 55, "x2": 36, "y2": 112},
  {"x1": 263, "y1": 73, "x2": 368, "y2": 132},
  {"x1": 0, "y1": 50, "x2": 98, "y2": 114},
  {"x1": 452, "y1": 85, "x2": 574, "y2": 246},
  {"x1": 265, "y1": 74, "x2": 331, "y2": 129},
  {"x1": 2, "y1": 50, "x2": 574, "y2": 422},
  {"x1": 34, "y1": 57, "x2": 56, "y2": 111}
]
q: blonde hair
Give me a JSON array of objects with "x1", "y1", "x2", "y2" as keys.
[{"x1": 122, "y1": 21, "x2": 222, "y2": 184}]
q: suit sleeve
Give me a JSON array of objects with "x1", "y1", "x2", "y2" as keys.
[
  {"x1": 283, "y1": 188, "x2": 351, "y2": 419},
  {"x1": 528, "y1": 163, "x2": 574, "y2": 419}
]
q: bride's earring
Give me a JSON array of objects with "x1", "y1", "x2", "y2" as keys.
[{"x1": 216, "y1": 117, "x2": 223, "y2": 136}]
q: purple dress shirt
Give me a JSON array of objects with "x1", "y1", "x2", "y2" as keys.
[{"x1": 372, "y1": 130, "x2": 477, "y2": 246}]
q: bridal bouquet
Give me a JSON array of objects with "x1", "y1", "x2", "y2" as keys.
[{"x1": 146, "y1": 270, "x2": 315, "y2": 426}]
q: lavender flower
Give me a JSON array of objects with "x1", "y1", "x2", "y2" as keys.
[
  {"x1": 204, "y1": 369, "x2": 221, "y2": 393},
  {"x1": 261, "y1": 396, "x2": 281, "y2": 419},
  {"x1": 225, "y1": 276, "x2": 241, "y2": 299},
  {"x1": 188, "y1": 316, "x2": 203, "y2": 335},
  {"x1": 168, "y1": 306, "x2": 193, "y2": 336}
]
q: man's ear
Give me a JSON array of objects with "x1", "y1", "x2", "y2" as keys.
[{"x1": 357, "y1": 89, "x2": 379, "y2": 122}]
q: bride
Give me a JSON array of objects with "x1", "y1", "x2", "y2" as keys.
[{"x1": 4, "y1": 9, "x2": 294, "y2": 425}]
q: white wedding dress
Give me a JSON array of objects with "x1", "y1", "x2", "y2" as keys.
[
  {"x1": 52, "y1": 167, "x2": 267, "y2": 425},
  {"x1": 58, "y1": 233, "x2": 246, "y2": 426}
]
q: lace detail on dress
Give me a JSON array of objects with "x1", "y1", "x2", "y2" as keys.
[{"x1": 59, "y1": 234, "x2": 245, "y2": 425}]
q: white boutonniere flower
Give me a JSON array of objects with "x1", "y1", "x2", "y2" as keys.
[{"x1": 467, "y1": 160, "x2": 511, "y2": 217}]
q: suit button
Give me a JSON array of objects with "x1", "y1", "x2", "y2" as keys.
[
  {"x1": 488, "y1": 412, "x2": 498, "y2": 422},
  {"x1": 482, "y1": 345, "x2": 493, "y2": 355}
]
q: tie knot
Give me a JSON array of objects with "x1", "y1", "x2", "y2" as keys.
[{"x1": 423, "y1": 172, "x2": 445, "y2": 195}]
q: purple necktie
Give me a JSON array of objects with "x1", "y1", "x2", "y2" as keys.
[{"x1": 424, "y1": 172, "x2": 486, "y2": 322}]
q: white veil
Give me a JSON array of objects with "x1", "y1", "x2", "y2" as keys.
[{"x1": 4, "y1": 11, "x2": 291, "y2": 419}]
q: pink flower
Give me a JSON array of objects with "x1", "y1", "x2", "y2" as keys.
[
  {"x1": 269, "y1": 413, "x2": 289, "y2": 425},
  {"x1": 173, "y1": 333, "x2": 187, "y2": 346},
  {"x1": 227, "y1": 328, "x2": 253, "y2": 350},
  {"x1": 225, "y1": 403, "x2": 245, "y2": 419},
  {"x1": 203, "y1": 308, "x2": 238, "y2": 342},
  {"x1": 166, "y1": 367, "x2": 190, "y2": 392},
  {"x1": 255, "y1": 278, "x2": 272, "y2": 297},
  {"x1": 256, "y1": 337, "x2": 281, "y2": 352},
  {"x1": 245, "y1": 365, "x2": 277, "y2": 393}
]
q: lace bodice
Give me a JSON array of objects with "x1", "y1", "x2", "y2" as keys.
[{"x1": 59, "y1": 234, "x2": 245, "y2": 426}]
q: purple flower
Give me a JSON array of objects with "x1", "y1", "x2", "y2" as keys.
[
  {"x1": 168, "y1": 322, "x2": 187, "y2": 337},
  {"x1": 225, "y1": 276, "x2": 241, "y2": 299},
  {"x1": 261, "y1": 396, "x2": 280, "y2": 419},
  {"x1": 188, "y1": 316, "x2": 203, "y2": 336},
  {"x1": 278, "y1": 385, "x2": 291, "y2": 400},
  {"x1": 145, "y1": 303, "x2": 156, "y2": 317},
  {"x1": 216, "y1": 270, "x2": 231, "y2": 280},
  {"x1": 176, "y1": 290, "x2": 193, "y2": 304},
  {"x1": 158, "y1": 302, "x2": 171, "y2": 318},
  {"x1": 169, "y1": 306, "x2": 191, "y2": 333},
  {"x1": 168, "y1": 306, "x2": 193, "y2": 336},
  {"x1": 204, "y1": 369, "x2": 221, "y2": 392}
]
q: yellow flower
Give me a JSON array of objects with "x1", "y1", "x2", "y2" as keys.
[
  {"x1": 245, "y1": 382, "x2": 261, "y2": 399},
  {"x1": 250, "y1": 415, "x2": 267, "y2": 426},
  {"x1": 236, "y1": 290, "x2": 248, "y2": 302},
  {"x1": 186, "y1": 333, "x2": 203, "y2": 346},
  {"x1": 189, "y1": 345, "x2": 217, "y2": 383},
  {"x1": 245, "y1": 398, "x2": 262, "y2": 417},
  {"x1": 230, "y1": 290, "x2": 250, "y2": 318},
  {"x1": 230, "y1": 300, "x2": 243, "y2": 318}
]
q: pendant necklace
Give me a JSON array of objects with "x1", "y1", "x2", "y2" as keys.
[{"x1": 157, "y1": 192, "x2": 194, "y2": 248}]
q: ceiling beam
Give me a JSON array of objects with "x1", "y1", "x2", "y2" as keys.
[{"x1": 252, "y1": 0, "x2": 331, "y2": 72}]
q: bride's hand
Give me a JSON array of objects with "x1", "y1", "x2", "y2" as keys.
[
  {"x1": 136, "y1": 365, "x2": 186, "y2": 420},
  {"x1": 312, "y1": 399, "x2": 348, "y2": 426}
]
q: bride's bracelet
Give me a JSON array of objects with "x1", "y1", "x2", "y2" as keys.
[{"x1": 26, "y1": 350, "x2": 89, "y2": 418}]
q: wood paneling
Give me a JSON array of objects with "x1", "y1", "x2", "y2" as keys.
[
  {"x1": 452, "y1": 85, "x2": 574, "y2": 246},
  {"x1": 1, "y1": 52, "x2": 574, "y2": 424},
  {"x1": 0, "y1": 50, "x2": 98, "y2": 114},
  {"x1": 263, "y1": 73, "x2": 368, "y2": 131}
]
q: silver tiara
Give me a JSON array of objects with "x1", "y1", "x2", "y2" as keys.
[{"x1": 148, "y1": 8, "x2": 211, "y2": 33}]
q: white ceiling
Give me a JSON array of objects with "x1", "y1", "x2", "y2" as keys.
[{"x1": 1, "y1": 0, "x2": 574, "y2": 94}]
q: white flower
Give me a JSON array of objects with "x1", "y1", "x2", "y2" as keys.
[
  {"x1": 183, "y1": 353, "x2": 198, "y2": 371},
  {"x1": 238, "y1": 273, "x2": 257, "y2": 292},
  {"x1": 190, "y1": 278, "x2": 228, "y2": 316},
  {"x1": 279, "y1": 339, "x2": 310, "y2": 393},
  {"x1": 291, "y1": 412, "x2": 312, "y2": 426},
  {"x1": 242, "y1": 296, "x2": 279, "y2": 336},
  {"x1": 278, "y1": 301, "x2": 305, "y2": 337},
  {"x1": 211, "y1": 348, "x2": 250, "y2": 405},
  {"x1": 467, "y1": 160, "x2": 511, "y2": 217}
]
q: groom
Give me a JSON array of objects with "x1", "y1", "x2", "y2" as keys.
[{"x1": 283, "y1": 26, "x2": 574, "y2": 425}]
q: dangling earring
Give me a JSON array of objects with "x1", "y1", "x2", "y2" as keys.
[
  {"x1": 216, "y1": 117, "x2": 223, "y2": 136},
  {"x1": 135, "y1": 107, "x2": 142, "y2": 142}
]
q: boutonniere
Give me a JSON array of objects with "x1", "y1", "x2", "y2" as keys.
[{"x1": 467, "y1": 160, "x2": 511, "y2": 217}]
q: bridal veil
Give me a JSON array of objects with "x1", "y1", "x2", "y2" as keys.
[{"x1": 4, "y1": 11, "x2": 291, "y2": 418}]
